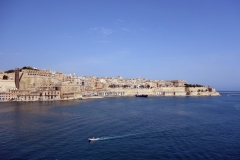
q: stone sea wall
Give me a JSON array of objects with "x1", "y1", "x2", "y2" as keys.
[{"x1": 100, "y1": 86, "x2": 220, "y2": 97}]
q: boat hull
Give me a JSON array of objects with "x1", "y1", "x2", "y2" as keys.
[
  {"x1": 88, "y1": 138, "x2": 98, "y2": 142},
  {"x1": 135, "y1": 94, "x2": 148, "y2": 97}
]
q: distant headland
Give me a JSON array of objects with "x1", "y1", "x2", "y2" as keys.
[{"x1": 0, "y1": 66, "x2": 220, "y2": 102}]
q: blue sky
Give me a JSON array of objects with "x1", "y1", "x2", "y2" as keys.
[{"x1": 0, "y1": 0, "x2": 240, "y2": 91}]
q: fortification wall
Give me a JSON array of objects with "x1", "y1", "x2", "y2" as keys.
[
  {"x1": 104, "y1": 86, "x2": 220, "y2": 96},
  {"x1": 106, "y1": 87, "x2": 186, "y2": 96},
  {"x1": 0, "y1": 80, "x2": 16, "y2": 92},
  {"x1": 186, "y1": 87, "x2": 208, "y2": 92},
  {"x1": 154, "y1": 87, "x2": 186, "y2": 92},
  {"x1": 185, "y1": 87, "x2": 220, "y2": 96},
  {"x1": 0, "y1": 72, "x2": 15, "y2": 80},
  {"x1": 19, "y1": 75, "x2": 60, "y2": 90},
  {"x1": 107, "y1": 88, "x2": 153, "y2": 96}
]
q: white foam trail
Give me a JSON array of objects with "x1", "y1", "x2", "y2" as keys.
[
  {"x1": 98, "y1": 134, "x2": 133, "y2": 140},
  {"x1": 92, "y1": 126, "x2": 201, "y2": 142},
  {"x1": 95, "y1": 131, "x2": 161, "y2": 141}
]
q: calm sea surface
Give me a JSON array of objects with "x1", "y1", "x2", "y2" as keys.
[{"x1": 0, "y1": 94, "x2": 240, "y2": 160}]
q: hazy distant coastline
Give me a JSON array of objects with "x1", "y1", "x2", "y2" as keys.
[{"x1": 218, "y1": 91, "x2": 240, "y2": 94}]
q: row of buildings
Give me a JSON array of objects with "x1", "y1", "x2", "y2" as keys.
[{"x1": 0, "y1": 67, "x2": 220, "y2": 102}]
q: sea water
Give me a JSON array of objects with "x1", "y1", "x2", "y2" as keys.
[{"x1": 0, "y1": 94, "x2": 240, "y2": 159}]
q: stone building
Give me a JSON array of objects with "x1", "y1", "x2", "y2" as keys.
[
  {"x1": 55, "y1": 83, "x2": 82, "y2": 99},
  {"x1": 170, "y1": 80, "x2": 187, "y2": 87},
  {"x1": 16, "y1": 90, "x2": 60, "y2": 101},
  {"x1": 0, "y1": 92, "x2": 11, "y2": 101}
]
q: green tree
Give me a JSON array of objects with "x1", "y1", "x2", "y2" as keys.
[
  {"x1": 3, "y1": 75, "x2": 8, "y2": 80},
  {"x1": 4, "y1": 69, "x2": 15, "y2": 73}
]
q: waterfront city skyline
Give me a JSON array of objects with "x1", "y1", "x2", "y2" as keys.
[{"x1": 0, "y1": 0, "x2": 240, "y2": 91}]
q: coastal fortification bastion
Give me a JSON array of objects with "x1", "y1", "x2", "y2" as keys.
[{"x1": 0, "y1": 67, "x2": 220, "y2": 102}]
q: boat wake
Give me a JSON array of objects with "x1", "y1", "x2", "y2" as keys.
[
  {"x1": 90, "y1": 130, "x2": 164, "y2": 141},
  {"x1": 88, "y1": 125, "x2": 210, "y2": 142},
  {"x1": 97, "y1": 134, "x2": 136, "y2": 141}
]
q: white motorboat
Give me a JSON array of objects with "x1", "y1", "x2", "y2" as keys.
[{"x1": 88, "y1": 137, "x2": 99, "y2": 142}]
